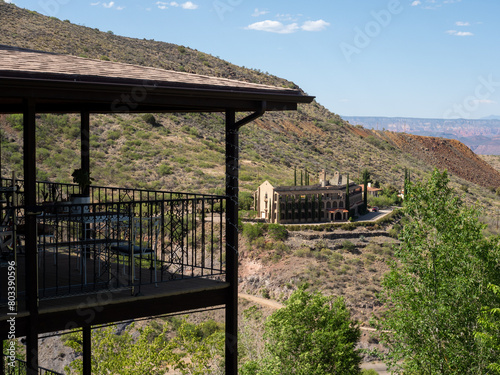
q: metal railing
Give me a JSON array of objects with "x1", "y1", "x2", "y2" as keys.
[
  {"x1": 1, "y1": 178, "x2": 226, "y2": 304},
  {"x1": 2, "y1": 356, "x2": 63, "y2": 375}
]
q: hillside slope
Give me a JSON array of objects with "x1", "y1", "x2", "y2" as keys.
[{"x1": 0, "y1": 2, "x2": 499, "y2": 204}]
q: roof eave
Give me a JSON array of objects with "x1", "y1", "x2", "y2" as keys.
[{"x1": 0, "y1": 75, "x2": 314, "y2": 113}]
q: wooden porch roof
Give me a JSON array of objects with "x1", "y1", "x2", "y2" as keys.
[{"x1": 0, "y1": 45, "x2": 314, "y2": 113}]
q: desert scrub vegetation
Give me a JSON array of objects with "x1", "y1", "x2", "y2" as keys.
[{"x1": 242, "y1": 223, "x2": 290, "y2": 261}]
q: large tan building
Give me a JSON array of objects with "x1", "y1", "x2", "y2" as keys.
[{"x1": 254, "y1": 170, "x2": 364, "y2": 224}]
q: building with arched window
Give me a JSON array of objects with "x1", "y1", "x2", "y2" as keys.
[{"x1": 254, "y1": 170, "x2": 364, "y2": 224}]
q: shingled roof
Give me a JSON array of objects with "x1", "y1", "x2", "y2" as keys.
[{"x1": 0, "y1": 45, "x2": 314, "y2": 113}]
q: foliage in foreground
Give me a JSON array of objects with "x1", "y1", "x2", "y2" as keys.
[
  {"x1": 63, "y1": 319, "x2": 224, "y2": 375},
  {"x1": 476, "y1": 283, "x2": 500, "y2": 374},
  {"x1": 378, "y1": 169, "x2": 500, "y2": 374},
  {"x1": 241, "y1": 286, "x2": 362, "y2": 374}
]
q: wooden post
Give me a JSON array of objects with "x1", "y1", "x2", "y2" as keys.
[
  {"x1": 82, "y1": 326, "x2": 91, "y2": 375},
  {"x1": 81, "y1": 111, "x2": 90, "y2": 196},
  {"x1": 225, "y1": 109, "x2": 238, "y2": 375},
  {"x1": 23, "y1": 98, "x2": 39, "y2": 375},
  {"x1": 1, "y1": 340, "x2": 5, "y2": 375}
]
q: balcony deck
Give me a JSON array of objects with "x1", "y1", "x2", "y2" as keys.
[{"x1": 0, "y1": 180, "x2": 228, "y2": 337}]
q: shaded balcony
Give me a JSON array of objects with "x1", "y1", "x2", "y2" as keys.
[{"x1": 0, "y1": 178, "x2": 227, "y2": 320}]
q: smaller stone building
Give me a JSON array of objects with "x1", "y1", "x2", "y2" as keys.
[
  {"x1": 361, "y1": 183, "x2": 383, "y2": 197},
  {"x1": 254, "y1": 170, "x2": 364, "y2": 224}
]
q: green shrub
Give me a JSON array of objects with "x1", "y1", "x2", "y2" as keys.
[
  {"x1": 242, "y1": 223, "x2": 263, "y2": 242},
  {"x1": 318, "y1": 248, "x2": 332, "y2": 260},
  {"x1": 6, "y1": 114, "x2": 23, "y2": 130},
  {"x1": 295, "y1": 246, "x2": 312, "y2": 257},
  {"x1": 158, "y1": 164, "x2": 173, "y2": 176},
  {"x1": 342, "y1": 240, "x2": 355, "y2": 252},
  {"x1": 341, "y1": 222, "x2": 356, "y2": 231},
  {"x1": 267, "y1": 224, "x2": 288, "y2": 241},
  {"x1": 141, "y1": 113, "x2": 157, "y2": 126}
]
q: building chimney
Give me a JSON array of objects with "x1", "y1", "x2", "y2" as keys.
[{"x1": 319, "y1": 169, "x2": 326, "y2": 187}]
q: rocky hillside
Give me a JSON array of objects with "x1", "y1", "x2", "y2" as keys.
[{"x1": 0, "y1": 2, "x2": 499, "y2": 206}]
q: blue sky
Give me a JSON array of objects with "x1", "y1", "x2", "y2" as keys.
[{"x1": 7, "y1": 0, "x2": 500, "y2": 119}]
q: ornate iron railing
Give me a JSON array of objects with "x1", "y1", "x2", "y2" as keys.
[{"x1": 0, "y1": 178, "x2": 226, "y2": 306}]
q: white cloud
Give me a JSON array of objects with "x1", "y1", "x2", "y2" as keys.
[
  {"x1": 276, "y1": 13, "x2": 299, "y2": 22},
  {"x1": 252, "y1": 8, "x2": 269, "y2": 17},
  {"x1": 446, "y1": 29, "x2": 473, "y2": 36},
  {"x1": 156, "y1": 1, "x2": 168, "y2": 10},
  {"x1": 246, "y1": 18, "x2": 330, "y2": 34},
  {"x1": 301, "y1": 19, "x2": 330, "y2": 32},
  {"x1": 455, "y1": 21, "x2": 470, "y2": 26},
  {"x1": 90, "y1": 1, "x2": 100, "y2": 5},
  {"x1": 417, "y1": 0, "x2": 461, "y2": 8},
  {"x1": 180, "y1": 1, "x2": 197, "y2": 9},
  {"x1": 156, "y1": 1, "x2": 198, "y2": 10},
  {"x1": 472, "y1": 99, "x2": 496, "y2": 105},
  {"x1": 246, "y1": 20, "x2": 299, "y2": 34},
  {"x1": 102, "y1": 1, "x2": 114, "y2": 8}
]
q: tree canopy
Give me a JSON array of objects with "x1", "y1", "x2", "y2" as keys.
[
  {"x1": 379, "y1": 169, "x2": 500, "y2": 374},
  {"x1": 243, "y1": 286, "x2": 362, "y2": 375}
]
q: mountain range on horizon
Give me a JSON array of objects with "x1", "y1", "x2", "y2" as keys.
[
  {"x1": 343, "y1": 116, "x2": 500, "y2": 155},
  {"x1": 481, "y1": 115, "x2": 500, "y2": 120}
]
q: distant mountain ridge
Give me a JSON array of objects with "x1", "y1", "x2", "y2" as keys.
[
  {"x1": 481, "y1": 115, "x2": 500, "y2": 120},
  {"x1": 344, "y1": 116, "x2": 500, "y2": 155}
]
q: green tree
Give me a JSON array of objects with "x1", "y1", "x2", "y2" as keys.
[
  {"x1": 345, "y1": 173, "x2": 350, "y2": 219},
  {"x1": 362, "y1": 169, "x2": 370, "y2": 213},
  {"x1": 255, "y1": 286, "x2": 362, "y2": 374},
  {"x1": 476, "y1": 283, "x2": 500, "y2": 374},
  {"x1": 64, "y1": 323, "x2": 174, "y2": 375},
  {"x1": 64, "y1": 319, "x2": 224, "y2": 375},
  {"x1": 378, "y1": 169, "x2": 500, "y2": 374},
  {"x1": 239, "y1": 191, "x2": 254, "y2": 211}
]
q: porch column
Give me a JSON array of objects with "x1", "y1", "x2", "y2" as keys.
[
  {"x1": 1, "y1": 341, "x2": 5, "y2": 375},
  {"x1": 82, "y1": 326, "x2": 91, "y2": 375},
  {"x1": 81, "y1": 111, "x2": 90, "y2": 196},
  {"x1": 23, "y1": 98, "x2": 39, "y2": 375},
  {"x1": 225, "y1": 109, "x2": 238, "y2": 375}
]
